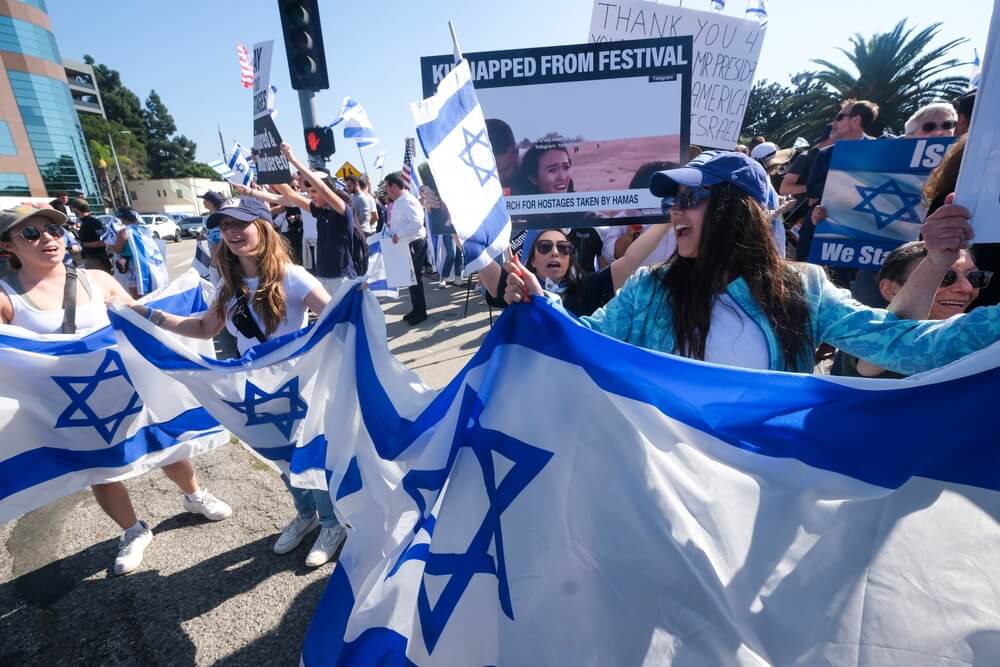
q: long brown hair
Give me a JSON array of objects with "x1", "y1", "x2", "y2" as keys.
[
  {"x1": 922, "y1": 134, "x2": 966, "y2": 210},
  {"x1": 656, "y1": 183, "x2": 810, "y2": 369},
  {"x1": 213, "y1": 218, "x2": 293, "y2": 335}
]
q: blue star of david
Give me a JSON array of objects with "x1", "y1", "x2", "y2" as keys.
[
  {"x1": 458, "y1": 127, "x2": 498, "y2": 186},
  {"x1": 52, "y1": 349, "x2": 144, "y2": 444},
  {"x1": 224, "y1": 377, "x2": 308, "y2": 440},
  {"x1": 387, "y1": 386, "x2": 553, "y2": 654},
  {"x1": 853, "y1": 179, "x2": 922, "y2": 229}
]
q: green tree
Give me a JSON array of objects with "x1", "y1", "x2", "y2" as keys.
[
  {"x1": 83, "y1": 54, "x2": 147, "y2": 143},
  {"x1": 142, "y1": 91, "x2": 217, "y2": 179},
  {"x1": 774, "y1": 20, "x2": 968, "y2": 141},
  {"x1": 78, "y1": 114, "x2": 149, "y2": 179},
  {"x1": 740, "y1": 79, "x2": 793, "y2": 142}
]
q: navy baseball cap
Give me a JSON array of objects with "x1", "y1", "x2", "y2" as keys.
[
  {"x1": 199, "y1": 190, "x2": 225, "y2": 209},
  {"x1": 649, "y1": 150, "x2": 778, "y2": 208},
  {"x1": 206, "y1": 197, "x2": 272, "y2": 228}
]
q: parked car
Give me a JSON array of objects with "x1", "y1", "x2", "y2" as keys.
[
  {"x1": 140, "y1": 214, "x2": 181, "y2": 242},
  {"x1": 178, "y1": 216, "x2": 207, "y2": 239}
]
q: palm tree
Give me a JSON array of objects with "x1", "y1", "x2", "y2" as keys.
[{"x1": 774, "y1": 20, "x2": 969, "y2": 144}]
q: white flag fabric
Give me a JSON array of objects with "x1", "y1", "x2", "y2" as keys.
[
  {"x1": 365, "y1": 233, "x2": 410, "y2": 298},
  {"x1": 0, "y1": 271, "x2": 227, "y2": 523},
  {"x1": 373, "y1": 151, "x2": 386, "y2": 171},
  {"x1": 109, "y1": 280, "x2": 369, "y2": 489},
  {"x1": 410, "y1": 60, "x2": 511, "y2": 273},
  {"x1": 299, "y1": 290, "x2": 1000, "y2": 666}
]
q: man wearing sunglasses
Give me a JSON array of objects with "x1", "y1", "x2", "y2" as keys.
[{"x1": 800, "y1": 99, "x2": 880, "y2": 263}]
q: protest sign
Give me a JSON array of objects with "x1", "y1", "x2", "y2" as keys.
[
  {"x1": 421, "y1": 37, "x2": 692, "y2": 230},
  {"x1": 588, "y1": 1, "x2": 766, "y2": 149},
  {"x1": 252, "y1": 41, "x2": 291, "y2": 185},
  {"x1": 956, "y1": 0, "x2": 1000, "y2": 242},
  {"x1": 811, "y1": 138, "x2": 954, "y2": 269}
]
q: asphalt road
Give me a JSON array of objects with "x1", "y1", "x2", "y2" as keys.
[{"x1": 0, "y1": 240, "x2": 497, "y2": 665}]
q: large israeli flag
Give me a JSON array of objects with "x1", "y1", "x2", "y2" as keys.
[
  {"x1": 127, "y1": 224, "x2": 169, "y2": 296},
  {"x1": 410, "y1": 60, "x2": 512, "y2": 273},
  {"x1": 301, "y1": 289, "x2": 1000, "y2": 666},
  {"x1": 0, "y1": 271, "x2": 227, "y2": 523},
  {"x1": 109, "y1": 280, "x2": 369, "y2": 489}
]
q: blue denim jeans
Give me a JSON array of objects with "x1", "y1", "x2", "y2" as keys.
[
  {"x1": 440, "y1": 234, "x2": 463, "y2": 280},
  {"x1": 283, "y1": 476, "x2": 339, "y2": 529}
]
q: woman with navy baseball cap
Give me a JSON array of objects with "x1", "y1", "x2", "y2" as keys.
[{"x1": 505, "y1": 150, "x2": 1000, "y2": 375}]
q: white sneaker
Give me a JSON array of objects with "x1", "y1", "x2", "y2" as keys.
[
  {"x1": 182, "y1": 490, "x2": 233, "y2": 521},
  {"x1": 305, "y1": 525, "x2": 347, "y2": 567},
  {"x1": 113, "y1": 521, "x2": 153, "y2": 576},
  {"x1": 273, "y1": 515, "x2": 319, "y2": 554}
]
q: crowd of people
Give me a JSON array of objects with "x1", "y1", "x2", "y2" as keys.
[{"x1": 1, "y1": 84, "x2": 996, "y2": 580}]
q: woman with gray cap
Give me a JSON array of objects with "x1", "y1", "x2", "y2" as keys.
[
  {"x1": 0, "y1": 204, "x2": 232, "y2": 576},
  {"x1": 128, "y1": 197, "x2": 347, "y2": 568},
  {"x1": 505, "y1": 151, "x2": 1000, "y2": 375}
]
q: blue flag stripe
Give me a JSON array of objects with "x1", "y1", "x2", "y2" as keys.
[
  {"x1": 0, "y1": 408, "x2": 222, "y2": 500},
  {"x1": 459, "y1": 196, "x2": 509, "y2": 262},
  {"x1": 415, "y1": 78, "x2": 477, "y2": 156}
]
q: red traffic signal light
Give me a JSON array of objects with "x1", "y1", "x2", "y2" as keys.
[{"x1": 304, "y1": 126, "x2": 335, "y2": 159}]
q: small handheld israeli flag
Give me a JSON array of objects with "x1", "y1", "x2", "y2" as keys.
[
  {"x1": 746, "y1": 0, "x2": 768, "y2": 23},
  {"x1": 127, "y1": 224, "x2": 169, "y2": 296},
  {"x1": 373, "y1": 151, "x2": 386, "y2": 171},
  {"x1": 409, "y1": 60, "x2": 511, "y2": 273},
  {"x1": 711, "y1": 0, "x2": 725, "y2": 11},
  {"x1": 334, "y1": 97, "x2": 379, "y2": 149},
  {"x1": 971, "y1": 48, "x2": 982, "y2": 89},
  {"x1": 209, "y1": 142, "x2": 255, "y2": 187}
]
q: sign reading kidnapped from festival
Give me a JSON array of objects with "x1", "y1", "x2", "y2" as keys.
[
  {"x1": 252, "y1": 40, "x2": 291, "y2": 185},
  {"x1": 421, "y1": 37, "x2": 692, "y2": 230},
  {"x1": 811, "y1": 137, "x2": 954, "y2": 269},
  {"x1": 588, "y1": 0, "x2": 766, "y2": 150}
]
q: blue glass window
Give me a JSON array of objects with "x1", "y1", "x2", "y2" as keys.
[
  {"x1": 7, "y1": 70, "x2": 99, "y2": 201},
  {"x1": 0, "y1": 173, "x2": 31, "y2": 196},
  {"x1": 0, "y1": 16, "x2": 60, "y2": 64},
  {"x1": 0, "y1": 121, "x2": 16, "y2": 155}
]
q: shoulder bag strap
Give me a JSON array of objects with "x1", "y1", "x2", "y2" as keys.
[{"x1": 61, "y1": 265, "x2": 78, "y2": 334}]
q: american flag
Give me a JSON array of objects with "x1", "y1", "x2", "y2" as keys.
[
  {"x1": 401, "y1": 137, "x2": 422, "y2": 195},
  {"x1": 237, "y1": 42, "x2": 253, "y2": 89}
]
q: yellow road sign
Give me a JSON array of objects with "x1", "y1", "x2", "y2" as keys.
[{"x1": 335, "y1": 161, "x2": 362, "y2": 179}]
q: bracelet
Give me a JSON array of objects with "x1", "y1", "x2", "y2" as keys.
[{"x1": 143, "y1": 306, "x2": 155, "y2": 321}]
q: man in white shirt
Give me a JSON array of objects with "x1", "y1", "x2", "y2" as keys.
[{"x1": 384, "y1": 172, "x2": 428, "y2": 325}]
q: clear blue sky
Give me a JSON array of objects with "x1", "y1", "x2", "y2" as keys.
[{"x1": 46, "y1": 0, "x2": 991, "y2": 176}]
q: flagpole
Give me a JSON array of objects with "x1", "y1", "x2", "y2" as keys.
[
  {"x1": 217, "y1": 125, "x2": 226, "y2": 159},
  {"x1": 448, "y1": 20, "x2": 463, "y2": 62},
  {"x1": 357, "y1": 145, "x2": 370, "y2": 178}
]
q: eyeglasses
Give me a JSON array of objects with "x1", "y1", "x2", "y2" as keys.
[
  {"x1": 661, "y1": 187, "x2": 712, "y2": 214},
  {"x1": 16, "y1": 223, "x2": 64, "y2": 241},
  {"x1": 921, "y1": 120, "x2": 957, "y2": 133},
  {"x1": 534, "y1": 240, "x2": 573, "y2": 256},
  {"x1": 941, "y1": 269, "x2": 992, "y2": 289}
]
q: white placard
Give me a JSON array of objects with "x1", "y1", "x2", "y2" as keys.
[
  {"x1": 955, "y1": 0, "x2": 1000, "y2": 242},
  {"x1": 588, "y1": 0, "x2": 766, "y2": 149}
]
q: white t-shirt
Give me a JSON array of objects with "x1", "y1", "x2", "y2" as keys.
[
  {"x1": 301, "y1": 207, "x2": 318, "y2": 241},
  {"x1": 224, "y1": 264, "x2": 321, "y2": 354},
  {"x1": 703, "y1": 294, "x2": 769, "y2": 370}
]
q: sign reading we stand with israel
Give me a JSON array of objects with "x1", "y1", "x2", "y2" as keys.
[
  {"x1": 811, "y1": 137, "x2": 954, "y2": 269},
  {"x1": 421, "y1": 37, "x2": 692, "y2": 231}
]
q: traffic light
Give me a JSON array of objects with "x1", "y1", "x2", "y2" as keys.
[
  {"x1": 278, "y1": 0, "x2": 329, "y2": 90},
  {"x1": 304, "y1": 126, "x2": 335, "y2": 160}
]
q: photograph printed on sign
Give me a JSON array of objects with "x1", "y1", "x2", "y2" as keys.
[{"x1": 421, "y1": 37, "x2": 692, "y2": 231}]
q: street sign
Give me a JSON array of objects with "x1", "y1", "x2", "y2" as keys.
[{"x1": 336, "y1": 161, "x2": 363, "y2": 179}]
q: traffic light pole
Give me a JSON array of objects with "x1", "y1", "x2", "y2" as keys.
[{"x1": 297, "y1": 89, "x2": 326, "y2": 172}]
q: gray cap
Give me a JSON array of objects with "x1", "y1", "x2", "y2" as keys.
[{"x1": 0, "y1": 204, "x2": 67, "y2": 238}]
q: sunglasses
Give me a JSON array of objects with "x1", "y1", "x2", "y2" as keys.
[
  {"x1": 15, "y1": 223, "x2": 64, "y2": 241},
  {"x1": 534, "y1": 240, "x2": 573, "y2": 256},
  {"x1": 941, "y1": 269, "x2": 992, "y2": 289},
  {"x1": 661, "y1": 187, "x2": 712, "y2": 214},
  {"x1": 921, "y1": 120, "x2": 957, "y2": 133}
]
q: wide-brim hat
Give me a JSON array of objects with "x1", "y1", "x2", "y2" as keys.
[{"x1": 0, "y1": 205, "x2": 67, "y2": 238}]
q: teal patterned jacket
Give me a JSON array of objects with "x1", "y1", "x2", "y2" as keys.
[{"x1": 570, "y1": 264, "x2": 1000, "y2": 374}]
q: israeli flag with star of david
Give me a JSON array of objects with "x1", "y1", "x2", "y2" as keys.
[
  {"x1": 126, "y1": 224, "x2": 170, "y2": 296},
  {"x1": 108, "y1": 280, "x2": 379, "y2": 489},
  {"x1": 410, "y1": 60, "x2": 512, "y2": 274},
  {"x1": 0, "y1": 271, "x2": 227, "y2": 523},
  {"x1": 811, "y1": 137, "x2": 955, "y2": 269},
  {"x1": 299, "y1": 288, "x2": 1000, "y2": 666}
]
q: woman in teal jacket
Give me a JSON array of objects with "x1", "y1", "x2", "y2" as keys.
[{"x1": 504, "y1": 151, "x2": 997, "y2": 375}]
